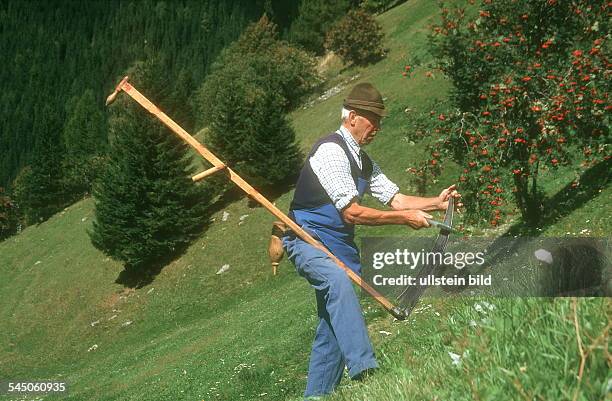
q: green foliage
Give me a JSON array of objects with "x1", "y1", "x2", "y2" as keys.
[
  {"x1": 207, "y1": 72, "x2": 301, "y2": 187},
  {"x1": 0, "y1": 187, "x2": 18, "y2": 240},
  {"x1": 325, "y1": 298, "x2": 610, "y2": 401},
  {"x1": 412, "y1": 0, "x2": 610, "y2": 226},
  {"x1": 288, "y1": 0, "x2": 350, "y2": 55},
  {"x1": 62, "y1": 89, "x2": 108, "y2": 198},
  {"x1": 0, "y1": 0, "x2": 291, "y2": 188},
  {"x1": 325, "y1": 9, "x2": 386, "y2": 65},
  {"x1": 199, "y1": 15, "x2": 321, "y2": 121},
  {"x1": 90, "y1": 59, "x2": 212, "y2": 272},
  {"x1": 0, "y1": 2, "x2": 610, "y2": 400},
  {"x1": 16, "y1": 104, "x2": 66, "y2": 225},
  {"x1": 63, "y1": 90, "x2": 107, "y2": 160},
  {"x1": 196, "y1": 16, "x2": 311, "y2": 187},
  {"x1": 359, "y1": 0, "x2": 405, "y2": 14}
]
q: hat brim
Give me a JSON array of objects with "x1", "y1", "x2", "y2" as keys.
[{"x1": 344, "y1": 102, "x2": 387, "y2": 117}]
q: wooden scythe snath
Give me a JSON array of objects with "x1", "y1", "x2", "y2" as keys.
[{"x1": 106, "y1": 76, "x2": 409, "y2": 320}]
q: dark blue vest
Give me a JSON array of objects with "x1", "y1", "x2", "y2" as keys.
[{"x1": 289, "y1": 132, "x2": 372, "y2": 274}]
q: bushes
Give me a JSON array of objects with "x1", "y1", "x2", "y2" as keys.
[
  {"x1": 325, "y1": 9, "x2": 385, "y2": 65},
  {"x1": 198, "y1": 15, "x2": 320, "y2": 121},
  {"x1": 288, "y1": 0, "x2": 350, "y2": 55},
  {"x1": 409, "y1": 0, "x2": 610, "y2": 227},
  {"x1": 196, "y1": 16, "x2": 317, "y2": 188}
]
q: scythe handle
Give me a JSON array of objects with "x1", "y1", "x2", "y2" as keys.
[{"x1": 106, "y1": 76, "x2": 407, "y2": 321}]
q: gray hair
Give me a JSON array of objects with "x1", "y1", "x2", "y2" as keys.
[{"x1": 341, "y1": 107, "x2": 353, "y2": 122}]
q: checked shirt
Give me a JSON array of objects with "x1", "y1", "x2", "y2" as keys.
[{"x1": 309, "y1": 126, "x2": 399, "y2": 211}]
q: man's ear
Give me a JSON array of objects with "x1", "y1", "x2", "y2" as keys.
[{"x1": 348, "y1": 110, "x2": 358, "y2": 126}]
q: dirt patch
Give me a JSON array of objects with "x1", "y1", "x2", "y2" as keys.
[{"x1": 101, "y1": 287, "x2": 135, "y2": 309}]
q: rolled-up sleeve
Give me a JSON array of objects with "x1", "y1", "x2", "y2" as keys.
[{"x1": 368, "y1": 160, "x2": 399, "y2": 205}]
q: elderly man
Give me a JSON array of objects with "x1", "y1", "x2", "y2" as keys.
[{"x1": 283, "y1": 82, "x2": 459, "y2": 399}]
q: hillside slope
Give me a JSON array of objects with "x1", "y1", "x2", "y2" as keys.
[{"x1": 1, "y1": 1, "x2": 609, "y2": 400}]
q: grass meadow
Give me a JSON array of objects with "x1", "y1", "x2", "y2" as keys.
[{"x1": 1, "y1": 1, "x2": 610, "y2": 400}]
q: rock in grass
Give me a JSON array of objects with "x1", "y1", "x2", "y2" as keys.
[
  {"x1": 448, "y1": 351, "x2": 461, "y2": 366},
  {"x1": 238, "y1": 214, "x2": 249, "y2": 226},
  {"x1": 216, "y1": 264, "x2": 230, "y2": 275},
  {"x1": 534, "y1": 248, "x2": 553, "y2": 264}
]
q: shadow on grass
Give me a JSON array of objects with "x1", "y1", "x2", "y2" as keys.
[
  {"x1": 115, "y1": 248, "x2": 190, "y2": 289},
  {"x1": 472, "y1": 158, "x2": 611, "y2": 295},
  {"x1": 114, "y1": 177, "x2": 297, "y2": 289},
  {"x1": 507, "y1": 157, "x2": 611, "y2": 236}
]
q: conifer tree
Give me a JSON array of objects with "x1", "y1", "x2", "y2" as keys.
[
  {"x1": 19, "y1": 104, "x2": 65, "y2": 224},
  {"x1": 1, "y1": 0, "x2": 287, "y2": 188},
  {"x1": 206, "y1": 67, "x2": 301, "y2": 187},
  {"x1": 62, "y1": 89, "x2": 108, "y2": 198},
  {"x1": 90, "y1": 59, "x2": 211, "y2": 273},
  {"x1": 198, "y1": 15, "x2": 320, "y2": 122},
  {"x1": 196, "y1": 16, "x2": 313, "y2": 188}
]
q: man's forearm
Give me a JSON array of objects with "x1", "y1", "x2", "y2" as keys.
[
  {"x1": 341, "y1": 201, "x2": 431, "y2": 229},
  {"x1": 342, "y1": 203, "x2": 407, "y2": 225},
  {"x1": 389, "y1": 193, "x2": 442, "y2": 212}
]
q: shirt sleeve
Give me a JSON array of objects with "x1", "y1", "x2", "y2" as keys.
[
  {"x1": 368, "y1": 159, "x2": 399, "y2": 205},
  {"x1": 309, "y1": 143, "x2": 359, "y2": 211}
]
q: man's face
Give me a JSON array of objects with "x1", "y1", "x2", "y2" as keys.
[{"x1": 348, "y1": 110, "x2": 381, "y2": 146}]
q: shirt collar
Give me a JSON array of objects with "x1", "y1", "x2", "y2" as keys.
[{"x1": 338, "y1": 125, "x2": 361, "y2": 156}]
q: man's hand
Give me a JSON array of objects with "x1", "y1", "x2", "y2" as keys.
[
  {"x1": 437, "y1": 184, "x2": 462, "y2": 211},
  {"x1": 402, "y1": 210, "x2": 432, "y2": 229},
  {"x1": 389, "y1": 186, "x2": 461, "y2": 212}
]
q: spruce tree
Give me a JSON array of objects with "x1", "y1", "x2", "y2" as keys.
[
  {"x1": 196, "y1": 16, "x2": 312, "y2": 188},
  {"x1": 62, "y1": 89, "x2": 108, "y2": 198},
  {"x1": 20, "y1": 104, "x2": 65, "y2": 224},
  {"x1": 90, "y1": 59, "x2": 211, "y2": 273},
  {"x1": 206, "y1": 70, "x2": 301, "y2": 188},
  {"x1": 197, "y1": 15, "x2": 320, "y2": 124}
]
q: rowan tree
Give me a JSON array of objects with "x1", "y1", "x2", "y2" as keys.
[{"x1": 407, "y1": 0, "x2": 610, "y2": 227}]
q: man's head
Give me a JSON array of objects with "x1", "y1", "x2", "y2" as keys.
[{"x1": 341, "y1": 83, "x2": 385, "y2": 146}]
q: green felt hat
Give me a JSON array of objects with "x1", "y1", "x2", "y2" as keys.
[{"x1": 343, "y1": 82, "x2": 386, "y2": 117}]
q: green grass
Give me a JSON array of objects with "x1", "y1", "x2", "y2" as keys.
[{"x1": 1, "y1": 1, "x2": 610, "y2": 400}]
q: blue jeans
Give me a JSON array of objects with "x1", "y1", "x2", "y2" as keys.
[{"x1": 283, "y1": 234, "x2": 378, "y2": 398}]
